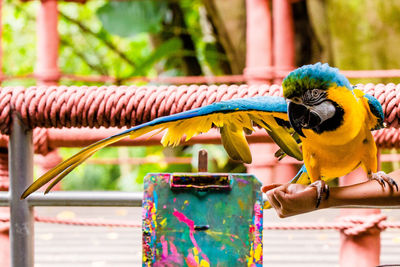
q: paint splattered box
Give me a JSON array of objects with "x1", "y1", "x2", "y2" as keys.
[{"x1": 142, "y1": 173, "x2": 263, "y2": 266}]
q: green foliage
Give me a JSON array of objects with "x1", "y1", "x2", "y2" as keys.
[
  {"x1": 96, "y1": 0, "x2": 167, "y2": 37},
  {"x1": 5, "y1": 0, "x2": 238, "y2": 191},
  {"x1": 2, "y1": 1, "x2": 37, "y2": 87},
  {"x1": 131, "y1": 37, "x2": 183, "y2": 76}
]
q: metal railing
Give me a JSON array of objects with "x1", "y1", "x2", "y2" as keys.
[
  {"x1": 3, "y1": 112, "x2": 400, "y2": 267},
  {"x1": 1, "y1": 115, "x2": 143, "y2": 267}
]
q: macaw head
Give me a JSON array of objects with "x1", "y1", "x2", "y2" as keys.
[{"x1": 282, "y1": 63, "x2": 352, "y2": 137}]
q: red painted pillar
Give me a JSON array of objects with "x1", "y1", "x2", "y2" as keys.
[
  {"x1": 35, "y1": 0, "x2": 62, "y2": 190},
  {"x1": 0, "y1": 150, "x2": 10, "y2": 267},
  {"x1": 245, "y1": 0, "x2": 298, "y2": 185},
  {"x1": 272, "y1": 0, "x2": 295, "y2": 83},
  {"x1": 35, "y1": 0, "x2": 60, "y2": 86},
  {"x1": 0, "y1": 3, "x2": 9, "y2": 266},
  {"x1": 339, "y1": 167, "x2": 381, "y2": 266},
  {"x1": 245, "y1": 0, "x2": 273, "y2": 83}
]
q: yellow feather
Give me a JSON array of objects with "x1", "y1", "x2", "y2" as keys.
[
  {"x1": 220, "y1": 123, "x2": 252, "y2": 163},
  {"x1": 21, "y1": 109, "x2": 291, "y2": 198}
]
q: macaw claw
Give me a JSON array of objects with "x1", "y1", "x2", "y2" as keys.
[
  {"x1": 369, "y1": 171, "x2": 399, "y2": 192},
  {"x1": 309, "y1": 180, "x2": 330, "y2": 208}
]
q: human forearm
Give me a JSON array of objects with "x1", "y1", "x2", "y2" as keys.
[
  {"x1": 263, "y1": 169, "x2": 400, "y2": 218},
  {"x1": 320, "y1": 174, "x2": 400, "y2": 209}
]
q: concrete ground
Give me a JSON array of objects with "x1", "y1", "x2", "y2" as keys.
[{"x1": 33, "y1": 206, "x2": 400, "y2": 267}]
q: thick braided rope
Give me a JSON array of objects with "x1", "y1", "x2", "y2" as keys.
[
  {"x1": 0, "y1": 84, "x2": 281, "y2": 134},
  {"x1": 1, "y1": 84, "x2": 400, "y2": 147}
]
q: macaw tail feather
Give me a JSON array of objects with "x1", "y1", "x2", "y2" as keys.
[{"x1": 20, "y1": 130, "x2": 133, "y2": 199}]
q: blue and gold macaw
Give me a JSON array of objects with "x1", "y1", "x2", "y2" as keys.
[{"x1": 21, "y1": 63, "x2": 398, "y2": 207}]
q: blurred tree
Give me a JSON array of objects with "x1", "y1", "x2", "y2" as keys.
[
  {"x1": 306, "y1": 0, "x2": 400, "y2": 84},
  {"x1": 4, "y1": 0, "x2": 244, "y2": 191}
]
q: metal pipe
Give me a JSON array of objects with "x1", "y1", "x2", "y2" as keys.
[
  {"x1": 26, "y1": 191, "x2": 142, "y2": 207},
  {"x1": 272, "y1": 0, "x2": 295, "y2": 84},
  {"x1": 0, "y1": 192, "x2": 8, "y2": 206},
  {"x1": 35, "y1": 0, "x2": 60, "y2": 86},
  {"x1": 9, "y1": 112, "x2": 34, "y2": 267},
  {"x1": 2, "y1": 191, "x2": 399, "y2": 209}
]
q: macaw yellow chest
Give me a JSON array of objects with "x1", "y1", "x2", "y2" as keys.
[
  {"x1": 300, "y1": 86, "x2": 376, "y2": 180},
  {"x1": 302, "y1": 126, "x2": 374, "y2": 181}
]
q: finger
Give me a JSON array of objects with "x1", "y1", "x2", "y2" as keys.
[
  {"x1": 261, "y1": 183, "x2": 282, "y2": 193},
  {"x1": 274, "y1": 188, "x2": 288, "y2": 204},
  {"x1": 266, "y1": 190, "x2": 281, "y2": 209}
]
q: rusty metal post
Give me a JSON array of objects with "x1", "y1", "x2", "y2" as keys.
[
  {"x1": 339, "y1": 167, "x2": 381, "y2": 266},
  {"x1": 36, "y1": 0, "x2": 60, "y2": 86},
  {"x1": 272, "y1": 0, "x2": 295, "y2": 83},
  {"x1": 9, "y1": 113, "x2": 34, "y2": 267}
]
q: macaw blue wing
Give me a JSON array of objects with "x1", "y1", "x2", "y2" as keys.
[
  {"x1": 21, "y1": 96, "x2": 303, "y2": 198},
  {"x1": 353, "y1": 89, "x2": 385, "y2": 131},
  {"x1": 363, "y1": 93, "x2": 385, "y2": 130}
]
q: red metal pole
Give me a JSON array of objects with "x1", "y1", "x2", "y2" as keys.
[
  {"x1": 0, "y1": 2, "x2": 9, "y2": 266},
  {"x1": 35, "y1": 0, "x2": 62, "y2": 190},
  {"x1": 35, "y1": 0, "x2": 60, "y2": 86},
  {"x1": 245, "y1": 0, "x2": 273, "y2": 83},
  {"x1": 0, "y1": 151, "x2": 10, "y2": 267},
  {"x1": 245, "y1": 0, "x2": 298, "y2": 184},
  {"x1": 272, "y1": 0, "x2": 295, "y2": 83},
  {"x1": 339, "y1": 167, "x2": 381, "y2": 266}
]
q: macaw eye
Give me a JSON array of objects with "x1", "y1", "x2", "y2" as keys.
[{"x1": 311, "y1": 89, "x2": 321, "y2": 97}]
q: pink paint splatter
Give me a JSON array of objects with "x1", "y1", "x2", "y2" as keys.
[
  {"x1": 160, "y1": 235, "x2": 168, "y2": 258},
  {"x1": 172, "y1": 209, "x2": 210, "y2": 263}
]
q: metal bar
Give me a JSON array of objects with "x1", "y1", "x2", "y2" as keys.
[
  {"x1": 0, "y1": 192, "x2": 8, "y2": 206},
  {"x1": 9, "y1": 112, "x2": 34, "y2": 267},
  {"x1": 0, "y1": 191, "x2": 142, "y2": 207},
  {"x1": 26, "y1": 191, "x2": 143, "y2": 207},
  {"x1": 2, "y1": 191, "x2": 399, "y2": 209}
]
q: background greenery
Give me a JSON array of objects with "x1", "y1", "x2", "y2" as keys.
[{"x1": 3, "y1": 0, "x2": 398, "y2": 190}]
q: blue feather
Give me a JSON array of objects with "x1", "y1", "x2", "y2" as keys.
[
  {"x1": 363, "y1": 93, "x2": 385, "y2": 130},
  {"x1": 114, "y1": 96, "x2": 287, "y2": 137}
]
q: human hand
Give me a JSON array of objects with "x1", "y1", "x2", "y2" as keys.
[{"x1": 262, "y1": 183, "x2": 318, "y2": 218}]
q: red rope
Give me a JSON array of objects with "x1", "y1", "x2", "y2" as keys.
[
  {"x1": 34, "y1": 216, "x2": 142, "y2": 228},
  {"x1": 0, "y1": 213, "x2": 398, "y2": 237},
  {"x1": 1, "y1": 84, "x2": 400, "y2": 151}
]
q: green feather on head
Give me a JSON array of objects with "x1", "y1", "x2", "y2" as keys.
[{"x1": 282, "y1": 63, "x2": 352, "y2": 99}]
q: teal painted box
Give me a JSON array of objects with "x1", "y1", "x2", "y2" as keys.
[{"x1": 142, "y1": 173, "x2": 263, "y2": 266}]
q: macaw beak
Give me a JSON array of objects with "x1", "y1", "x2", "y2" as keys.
[
  {"x1": 288, "y1": 101, "x2": 307, "y2": 137},
  {"x1": 288, "y1": 100, "x2": 336, "y2": 138}
]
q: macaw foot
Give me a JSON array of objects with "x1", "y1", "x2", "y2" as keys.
[
  {"x1": 309, "y1": 180, "x2": 330, "y2": 208},
  {"x1": 368, "y1": 171, "x2": 399, "y2": 191}
]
